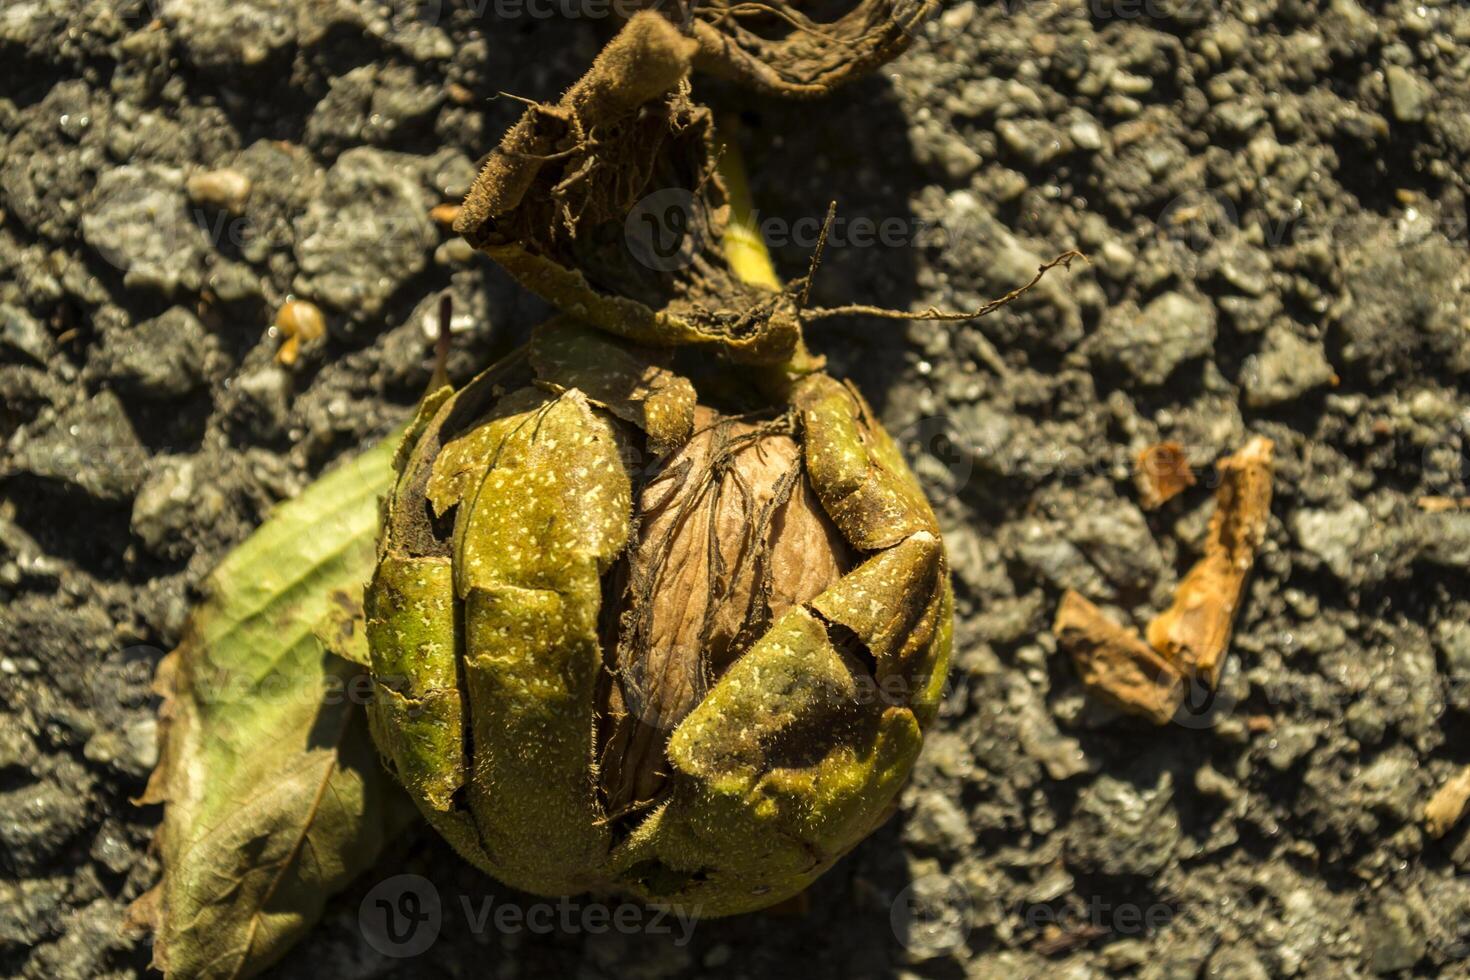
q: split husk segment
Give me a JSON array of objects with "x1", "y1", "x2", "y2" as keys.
[
  {"x1": 131, "y1": 435, "x2": 416, "y2": 980},
  {"x1": 366, "y1": 319, "x2": 952, "y2": 913}
]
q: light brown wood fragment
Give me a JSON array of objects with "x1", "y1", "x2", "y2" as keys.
[
  {"x1": 1425, "y1": 765, "x2": 1470, "y2": 838},
  {"x1": 1147, "y1": 436, "x2": 1275, "y2": 688},
  {"x1": 430, "y1": 203, "x2": 461, "y2": 228},
  {"x1": 1418, "y1": 496, "x2": 1470, "y2": 513},
  {"x1": 1053, "y1": 590, "x2": 1186, "y2": 725},
  {"x1": 1134, "y1": 441, "x2": 1196, "y2": 509}
]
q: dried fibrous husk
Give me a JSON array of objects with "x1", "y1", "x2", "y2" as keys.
[
  {"x1": 634, "y1": 0, "x2": 940, "y2": 97},
  {"x1": 366, "y1": 319, "x2": 951, "y2": 914},
  {"x1": 1147, "y1": 436, "x2": 1275, "y2": 688},
  {"x1": 1053, "y1": 590, "x2": 1185, "y2": 725},
  {"x1": 455, "y1": 14, "x2": 803, "y2": 365}
]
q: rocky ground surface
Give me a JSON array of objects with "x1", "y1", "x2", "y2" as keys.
[{"x1": 3, "y1": 0, "x2": 1470, "y2": 977}]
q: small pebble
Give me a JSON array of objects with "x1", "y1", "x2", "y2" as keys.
[{"x1": 186, "y1": 167, "x2": 252, "y2": 214}]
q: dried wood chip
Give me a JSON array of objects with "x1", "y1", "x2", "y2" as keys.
[
  {"x1": 1418, "y1": 496, "x2": 1470, "y2": 513},
  {"x1": 1058, "y1": 436, "x2": 1276, "y2": 724},
  {"x1": 1147, "y1": 436, "x2": 1275, "y2": 688},
  {"x1": 1134, "y1": 440, "x2": 1195, "y2": 509},
  {"x1": 1053, "y1": 590, "x2": 1186, "y2": 725},
  {"x1": 1426, "y1": 765, "x2": 1470, "y2": 838}
]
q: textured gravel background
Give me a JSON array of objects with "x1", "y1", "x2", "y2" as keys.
[{"x1": 3, "y1": 1, "x2": 1470, "y2": 977}]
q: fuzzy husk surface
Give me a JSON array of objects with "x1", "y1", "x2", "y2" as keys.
[{"x1": 366, "y1": 319, "x2": 952, "y2": 915}]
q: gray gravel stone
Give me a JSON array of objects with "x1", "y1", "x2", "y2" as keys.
[
  {"x1": 228, "y1": 365, "x2": 293, "y2": 441},
  {"x1": 1366, "y1": 897, "x2": 1426, "y2": 973},
  {"x1": 996, "y1": 118, "x2": 1068, "y2": 167},
  {"x1": 24, "y1": 896, "x2": 128, "y2": 980},
  {"x1": 1290, "y1": 502, "x2": 1370, "y2": 582},
  {"x1": 7, "y1": 390, "x2": 148, "y2": 500},
  {"x1": 1264, "y1": 723, "x2": 1320, "y2": 771},
  {"x1": 1339, "y1": 230, "x2": 1470, "y2": 382},
  {"x1": 1240, "y1": 326, "x2": 1336, "y2": 407},
  {"x1": 0, "y1": 877, "x2": 67, "y2": 949},
  {"x1": 0, "y1": 303, "x2": 54, "y2": 365},
  {"x1": 88, "y1": 820, "x2": 134, "y2": 875},
  {"x1": 93, "y1": 308, "x2": 211, "y2": 398},
  {"x1": 0, "y1": 722, "x2": 37, "y2": 770},
  {"x1": 1418, "y1": 512, "x2": 1470, "y2": 572},
  {"x1": 1068, "y1": 498, "x2": 1166, "y2": 597},
  {"x1": 0, "y1": 776, "x2": 91, "y2": 874},
  {"x1": 1435, "y1": 619, "x2": 1470, "y2": 680},
  {"x1": 1385, "y1": 65, "x2": 1431, "y2": 124},
  {"x1": 157, "y1": 0, "x2": 295, "y2": 74},
  {"x1": 80, "y1": 165, "x2": 210, "y2": 297},
  {"x1": 130, "y1": 457, "x2": 224, "y2": 560},
  {"x1": 1205, "y1": 946, "x2": 1270, "y2": 980},
  {"x1": 293, "y1": 147, "x2": 436, "y2": 322},
  {"x1": 1066, "y1": 770, "x2": 1180, "y2": 877},
  {"x1": 902, "y1": 790, "x2": 977, "y2": 855},
  {"x1": 1090, "y1": 292, "x2": 1216, "y2": 386}
]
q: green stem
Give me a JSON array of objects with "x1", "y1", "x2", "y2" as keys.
[{"x1": 715, "y1": 116, "x2": 824, "y2": 400}]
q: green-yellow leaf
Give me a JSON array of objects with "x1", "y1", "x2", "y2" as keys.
[{"x1": 130, "y1": 434, "x2": 415, "y2": 979}]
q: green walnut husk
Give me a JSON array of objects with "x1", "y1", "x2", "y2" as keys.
[
  {"x1": 365, "y1": 318, "x2": 952, "y2": 915},
  {"x1": 633, "y1": 0, "x2": 939, "y2": 97},
  {"x1": 455, "y1": 13, "x2": 805, "y2": 367},
  {"x1": 132, "y1": 435, "x2": 416, "y2": 979}
]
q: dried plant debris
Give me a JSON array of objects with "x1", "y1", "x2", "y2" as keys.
[
  {"x1": 1425, "y1": 765, "x2": 1470, "y2": 839},
  {"x1": 1147, "y1": 436, "x2": 1275, "y2": 689},
  {"x1": 1134, "y1": 440, "x2": 1195, "y2": 510},
  {"x1": 273, "y1": 298, "x2": 325, "y2": 367},
  {"x1": 1418, "y1": 495, "x2": 1470, "y2": 512},
  {"x1": 365, "y1": 319, "x2": 951, "y2": 914},
  {"x1": 130, "y1": 436, "x2": 414, "y2": 980},
  {"x1": 456, "y1": 14, "x2": 803, "y2": 365},
  {"x1": 633, "y1": 0, "x2": 940, "y2": 97},
  {"x1": 1053, "y1": 591, "x2": 1185, "y2": 725},
  {"x1": 1055, "y1": 437, "x2": 1276, "y2": 724}
]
